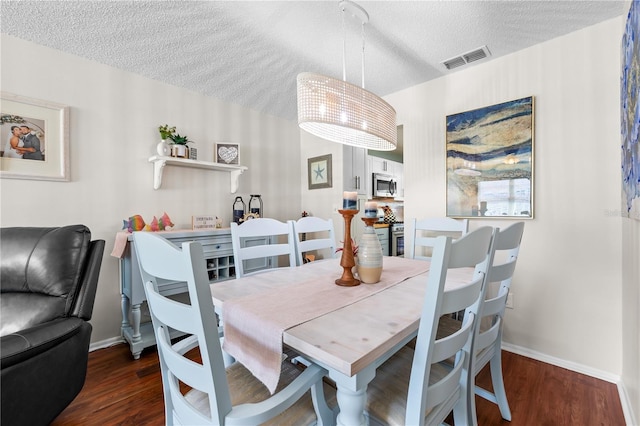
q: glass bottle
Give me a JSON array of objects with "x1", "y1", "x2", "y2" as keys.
[
  {"x1": 357, "y1": 220, "x2": 383, "y2": 284},
  {"x1": 249, "y1": 194, "x2": 263, "y2": 217},
  {"x1": 232, "y1": 196, "x2": 245, "y2": 224}
]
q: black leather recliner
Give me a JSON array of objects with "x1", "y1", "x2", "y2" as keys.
[{"x1": 0, "y1": 225, "x2": 105, "y2": 426}]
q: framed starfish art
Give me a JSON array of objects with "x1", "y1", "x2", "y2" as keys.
[{"x1": 307, "y1": 154, "x2": 332, "y2": 190}]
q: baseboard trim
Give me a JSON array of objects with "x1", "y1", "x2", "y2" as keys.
[
  {"x1": 617, "y1": 380, "x2": 639, "y2": 426},
  {"x1": 501, "y1": 342, "x2": 619, "y2": 382},
  {"x1": 89, "y1": 336, "x2": 125, "y2": 352},
  {"x1": 502, "y1": 342, "x2": 637, "y2": 426}
]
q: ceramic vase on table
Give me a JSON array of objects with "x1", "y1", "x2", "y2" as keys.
[{"x1": 357, "y1": 218, "x2": 383, "y2": 283}]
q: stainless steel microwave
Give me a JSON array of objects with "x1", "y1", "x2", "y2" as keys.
[{"x1": 372, "y1": 173, "x2": 396, "y2": 198}]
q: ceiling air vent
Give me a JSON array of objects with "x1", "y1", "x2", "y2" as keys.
[{"x1": 442, "y1": 45, "x2": 491, "y2": 70}]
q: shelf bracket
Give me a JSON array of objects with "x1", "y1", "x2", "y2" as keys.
[
  {"x1": 152, "y1": 158, "x2": 167, "y2": 190},
  {"x1": 229, "y1": 169, "x2": 243, "y2": 194}
]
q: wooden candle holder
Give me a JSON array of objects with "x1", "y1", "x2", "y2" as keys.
[
  {"x1": 335, "y1": 209, "x2": 360, "y2": 287},
  {"x1": 361, "y1": 217, "x2": 378, "y2": 228}
]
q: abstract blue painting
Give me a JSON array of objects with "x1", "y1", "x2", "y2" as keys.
[
  {"x1": 446, "y1": 96, "x2": 534, "y2": 218},
  {"x1": 622, "y1": 0, "x2": 640, "y2": 220}
]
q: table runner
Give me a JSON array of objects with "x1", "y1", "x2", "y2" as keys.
[{"x1": 222, "y1": 257, "x2": 431, "y2": 393}]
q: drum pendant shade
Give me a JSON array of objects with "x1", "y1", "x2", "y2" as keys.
[{"x1": 296, "y1": 1, "x2": 397, "y2": 151}]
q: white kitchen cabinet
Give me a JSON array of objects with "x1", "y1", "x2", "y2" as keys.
[
  {"x1": 370, "y1": 156, "x2": 392, "y2": 175},
  {"x1": 343, "y1": 146, "x2": 368, "y2": 196},
  {"x1": 393, "y1": 161, "x2": 404, "y2": 199},
  {"x1": 374, "y1": 227, "x2": 390, "y2": 256}
]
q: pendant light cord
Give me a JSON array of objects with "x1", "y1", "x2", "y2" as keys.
[
  {"x1": 342, "y1": 5, "x2": 347, "y2": 82},
  {"x1": 341, "y1": 1, "x2": 367, "y2": 89},
  {"x1": 361, "y1": 20, "x2": 365, "y2": 89}
]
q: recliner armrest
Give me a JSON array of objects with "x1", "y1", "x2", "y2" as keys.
[
  {"x1": 0, "y1": 317, "x2": 88, "y2": 369},
  {"x1": 72, "y1": 239, "x2": 105, "y2": 320}
]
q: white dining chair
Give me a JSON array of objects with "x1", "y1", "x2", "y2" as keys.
[
  {"x1": 292, "y1": 216, "x2": 337, "y2": 266},
  {"x1": 438, "y1": 221, "x2": 524, "y2": 424},
  {"x1": 406, "y1": 217, "x2": 469, "y2": 261},
  {"x1": 132, "y1": 232, "x2": 335, "y2": 426},
  {"x1": 365, "y1": 226, "x2": 496, "y2": 426},
  {"x1": 230, "y1": 218, "x2": 297, "y2": 278}
]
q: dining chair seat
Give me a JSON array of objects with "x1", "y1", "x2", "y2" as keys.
[
  {"x1": 366, "y1": 346, "x2": 455, "y2": 425},
  {"x1": 183, "y1": 357, "x2": 336, "y2": 426}
]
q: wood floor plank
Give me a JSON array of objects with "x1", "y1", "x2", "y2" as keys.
[{"x1": 51, "y1": 344, "x2": 625, "y2": 425}]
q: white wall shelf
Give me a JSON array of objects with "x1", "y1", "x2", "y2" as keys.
[{"x1": 148, "y1": 155, "x2": 248, "y2": 193}]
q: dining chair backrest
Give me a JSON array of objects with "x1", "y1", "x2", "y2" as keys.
[
  {"x1": 292, "y1": 217, "x2": 337, "y2": 266},
  {"x1": 133, "y1": 232, "x2": 334, "y2": 426},
  {"x1": 405, "y1": 226, "x2": 495, "y2": 425},
  {"x1": 468, "y1": 221, "x2": 524, "y2": 423},
  {"x1": 230, "y1": 218, "x2": 296, "y2": 278},
  {"x1": 133, "y1": 232, "x2": 233, "y2": 425},
  {"x1": 407, "y1": 217, "x2": 469, "y2": 261}
]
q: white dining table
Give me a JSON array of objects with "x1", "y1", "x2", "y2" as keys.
[{"x1": 210, "y1": 257, "x2": 472, "y2": 426}]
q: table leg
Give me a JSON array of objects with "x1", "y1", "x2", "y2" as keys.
[
  {"x1": 131, "y1": 303, "x2": 141, "y2": 342},
  {"x1": 329, "y1": 366, "x2": 375, "y2": 426},
  {"x1": 335, "y1": 386, "x2": 367, "y2": 426},
  {"x1": 121, "y1": 294, "x2": 130, "y2": 331},
  {"x1": 216, "y1": 311, "x2": 235, "y2": 367}
]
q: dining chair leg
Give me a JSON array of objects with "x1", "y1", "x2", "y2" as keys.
[
  {"x1": 489, "y1": 350, "x2": 512, "y2": 420},
  {"x1": 475, "y1": 349, "x2": 512, "y2": 422},
  {"x1": 453, "y1": 389, "x2": 473, "y2": 426},
  {"x1": 454, "y1": 356, "x2": 475, "y2": 426},
  {"x1": 311, "y1": 380, "x2": 335, "y2": 426}
]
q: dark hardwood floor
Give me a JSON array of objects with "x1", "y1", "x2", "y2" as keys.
[{"x1": 51, "y1": 344, "x2": 625, "y2": 425}]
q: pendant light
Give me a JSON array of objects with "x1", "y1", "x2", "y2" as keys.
[{"x1": 297, "y1": 1, "x2": 397, "y2": 151}]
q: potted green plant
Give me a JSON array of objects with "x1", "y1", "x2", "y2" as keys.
[
  {"x1": 158, "y1": 124, "x2": 176, "y2": 141},
  {"x1": 156, "y1": 125, "x2": 176, "y2": 156},
  {"x1": 169, "y1": 133, "x2": 194, "y2": 158}
]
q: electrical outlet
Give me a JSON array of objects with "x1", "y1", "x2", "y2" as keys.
[{"x1": 506, "y1": 293, "x2": 514, "y2": 309}]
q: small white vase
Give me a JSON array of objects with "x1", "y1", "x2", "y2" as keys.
[{"x1": 156, "y1": 140, "x2": 170, "y2": 156}]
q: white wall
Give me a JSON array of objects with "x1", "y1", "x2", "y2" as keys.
[
  {"x1": 0, "y1": 34, "x2": 302, "y2": 344},
  {"x1": 389, "y1": 16, "x2": 625, "y2": 372},
  {"x1": 622, "y1": 216, "x2": 640, "y2": 423},
  {"x1": 620, "y1": 2, "x2": 640, "y2": 423}
]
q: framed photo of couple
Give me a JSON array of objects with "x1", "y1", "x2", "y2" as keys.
[{"x1": 0, "y1": 92, "x2": 70, "y2": 181}]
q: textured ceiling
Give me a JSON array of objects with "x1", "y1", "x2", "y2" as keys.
[{"x1": 0, "y1": 1, "x2": 627, "y2": 122}]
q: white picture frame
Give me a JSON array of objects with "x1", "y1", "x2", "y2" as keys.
[{"x1": 1, "y1": 92, "x2": 70, "y2": 181}]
